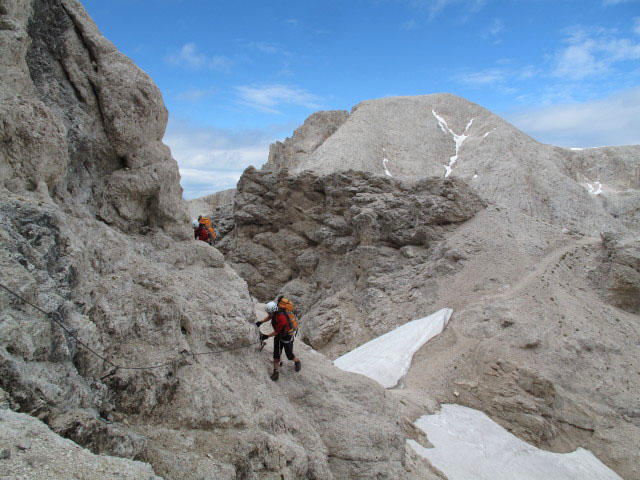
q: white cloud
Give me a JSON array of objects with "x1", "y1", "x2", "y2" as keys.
[
  {"x1": 175, "y1": 88, "x2": 216, "y2": 102},
  {"x1": 633, "y1": 17, "x2": 640, "y2": 35},
  {"x1": 164, "y1": 117, "x2": 291, "y2": 199},
  {"x1": 409, "y1": 0, "x2": 487, "y2": 19},
  {"x1": 506, "y1": 87, "x2": 640, "y2": 147},
  {"x1": 248, "y1": 41, "x2": 291, "y2": 56},
  {"x1": 485, "y1": 18, "x2": 504, "y2": 42},
  {"x1": 234, "y1": 84, "x2": 323, "y2": 113},
  {"x1": 456, "y1": 68, "x2": 506, "y2": 85},
  {"x1": 165, "y1": 43, "x2": 232, "y2": 72},
  {"x1": 553, "y1": 27, "x2": 640, "y2": 79},
  {"x1": 455, "y1": 64, "x2": 541, "y2": 88},
  {"x1": 178, "y1": 169, "x2": 243, "y2": 199}
]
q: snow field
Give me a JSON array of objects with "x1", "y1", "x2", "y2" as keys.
[
  {"x1": 408, "y1": 404, "x2": 623, "y2": 480},
  {"x1": 333, "y1": 308, "x2": 452, "y2": 388}
]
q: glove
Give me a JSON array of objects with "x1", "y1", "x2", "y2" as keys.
[
  {"x1": 255, "y1": 321, "x2": 262, "y2": 327},
  {"x1": 260, "y1": 334, "x2": 268, "y2": 341}
]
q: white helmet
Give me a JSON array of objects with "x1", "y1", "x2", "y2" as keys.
[
  {"x1": 191, "y1": 219, "x2": 199, "y2": 228},
  {"x1": 265, "y1": 301, "x2": 278, "y2": 313}
]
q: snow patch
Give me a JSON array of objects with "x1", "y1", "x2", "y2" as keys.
[
  {"x1": 382, "y1": 147, "x2": 392, "y2": 177},
  {"x1": 567, "y1": 146, "x2": 610, "y2": 150},
  {"x1": 432, "y1": 110, "x2": 473, "y2": 178},
  {"x1": 333, "y1": 308, "x2": 452, "y2": 388},
  {"x1": 408, "y1": 404, "x2": 622, "y2": 480},
  {"x1": 483, "y1": 127, "x2": 496, "y2": 138},
  {"x1": 585, "y1": 181, "x2": 603, "y2": 195}
]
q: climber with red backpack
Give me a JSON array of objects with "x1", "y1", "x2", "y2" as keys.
[
  {"x1": 256, "y1": 296, "x2": 301, "y2": 381},
  {"x1": 193, "y1": 220, "x2": 210, "y2": 243},
  {"x1": 196, "y1": 215, "x2": 216, "y2": 245}
]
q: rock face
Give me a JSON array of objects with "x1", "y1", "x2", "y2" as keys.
[
  {"x1": 591, "y1": 232, "x2": 640, "y2": 313},
  {"x1": 0, "y1": 409, "x2": 161, "y2": 480},
  {"x1": 0, "y1": 2, "x2": 437, "y2": 479},
  {"x1": 1, "y1": 0, "x2": 187, "y2": 237},
  {"x1": 218, "y1": 167, "x2": 485, "y2": 356}
]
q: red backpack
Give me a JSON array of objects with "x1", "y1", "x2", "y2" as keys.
[{"x1": 277, "y1": 297, "x2": 299, "y2": 335}]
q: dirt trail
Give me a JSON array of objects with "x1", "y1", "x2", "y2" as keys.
[
  {"x1": 493, "y1": 236, "x2": 601, "y2": 300},
  {"x1": 456, "y1": 236, "x2": 602, "y2": 312}
]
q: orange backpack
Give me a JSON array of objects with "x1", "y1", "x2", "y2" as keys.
[
  {"x1": 198, "y1": 217, "x2": 217, "y2": 241},
  {"x1": 277, "y1": 297, "x2": 299, "y2": 335}
]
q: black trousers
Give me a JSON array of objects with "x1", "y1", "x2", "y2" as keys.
[{"x1": 273, "y1": 334, "x2": 295, "y2": 361}]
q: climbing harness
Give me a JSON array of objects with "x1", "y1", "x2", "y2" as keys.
[{"x1": 0, "y1": 282, "x2": 261, "y2": 376}]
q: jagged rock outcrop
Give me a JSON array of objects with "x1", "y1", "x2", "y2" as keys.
[
  {"x1": 217, "y1": 167, "x2": 485, "y2": 356},
  {"x1": 0, "y1": 2, "x2": 437, "y2": 479},
  {"x1": 1, "y1": 0, "x2": 187, "y2": 237}
]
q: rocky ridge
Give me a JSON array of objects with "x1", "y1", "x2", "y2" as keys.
[{"x1": 266, "y1": 96, "x2": 639, "y2": 237}]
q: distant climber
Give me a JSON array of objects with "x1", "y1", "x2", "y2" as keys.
[
  {"x1": 195, "y1": 215, "x2": 216, "y2": 245},
  {"x1": 193, "y1": 220, "x2": 210, "y2": 244},
  {"x1": 256, "y1": 297, "x2": 301, "y2": 381}
]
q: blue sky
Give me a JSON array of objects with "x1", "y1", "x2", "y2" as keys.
[{"x1": 82, "y1": 0, "x2": 640, "y2": 199}]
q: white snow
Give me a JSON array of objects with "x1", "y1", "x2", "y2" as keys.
[
  {"x1": 408, "y1": 404, "x2": 622, "y2": 480},
  {"x1": 585, "y1": 181, "x2": 603, "y2": 195},
  {"x1": 333, "y1": 308, "x2": 452, "y2": 388},
  {"x1": 382, "y1": 147, "x2": 392, "y2": 177},
  {"x1": 432, "y1": 110, "x2": 473, "y2": 178},
  {"x1": 568, "y1": 146, "x2": 608, "y2": 150},
  {"x1": 483, "y1": 127, "x2": 496, "y2": 138}
]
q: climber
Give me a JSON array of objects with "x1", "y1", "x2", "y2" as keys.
[
  {"x1": 193, "y1": 220, "x2": 210, "y2": 243},
  {"x1": 256, "y1": 298, "x2": 301, "y2": 382},
  {"x1": 197, "y1": 215, "x2": 216, "y2": 245}
]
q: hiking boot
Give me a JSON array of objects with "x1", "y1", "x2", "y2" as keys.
[
  {"x1": 270, "y1": 370, "x2": 279, "y2": 381},
  {"x1": 294, "y1": 360, "x2": 301, "y2": 372}
]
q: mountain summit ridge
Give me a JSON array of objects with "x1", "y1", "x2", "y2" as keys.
[{"x1": 265, "y1": 93, "x2": 639, "y2": 237}]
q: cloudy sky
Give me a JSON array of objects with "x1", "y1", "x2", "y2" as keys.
[{"x1": 82, "y1": 0, "x2": 640, "y2": 199}]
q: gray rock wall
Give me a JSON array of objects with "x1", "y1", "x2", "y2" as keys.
[{"x1": 1, "y1": 0, "x2": 188, "y2": 237}]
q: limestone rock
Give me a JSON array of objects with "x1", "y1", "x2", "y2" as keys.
[
  {"x1": 0, "y1": 0, "x2": 188, "y2": 238},
  {"x1": 0, "y1": 409, "x2": 162, "y2": 479},
  {"x1": 591, "y1": 232, "x2": 640, "y2": 313}
]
